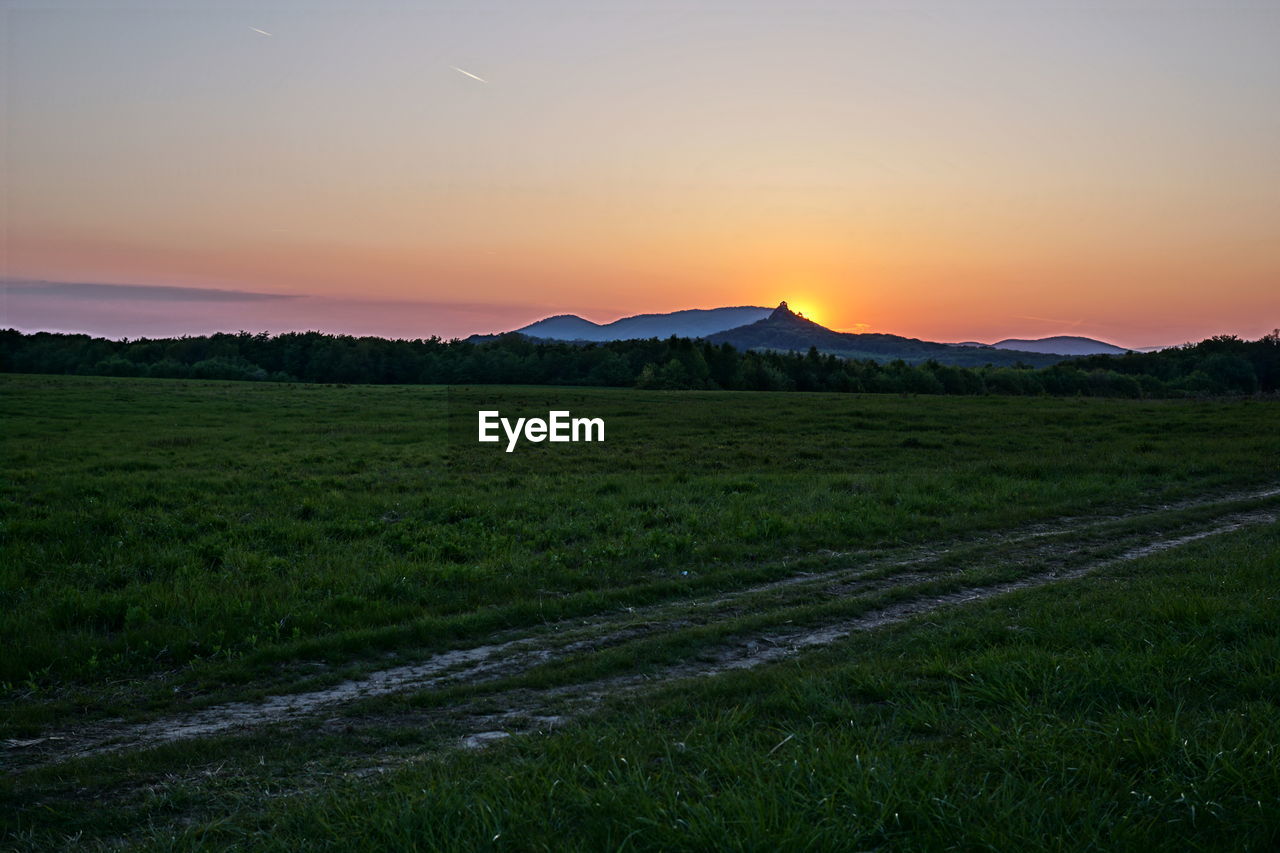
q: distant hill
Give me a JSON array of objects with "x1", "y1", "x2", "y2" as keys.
[
  {"x1": 492, "y1": 305, "x2": 772, "y2": 342},
  {"x1": 991, "y1": 336, "x2": 1128, "y2": 356},
  {"x1": 951, "y1": 335, "x2": 1131, "y2": 355},
  {"x1": 472, "y1": 301, "x2": 1080, "y2": 367},
  {"x1": 704, "y1": 303, "x2": 1065, "y2": 367}
]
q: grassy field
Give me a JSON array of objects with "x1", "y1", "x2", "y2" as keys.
[{"x1": 2, "y1": 374, "x2": 1279, "y2": 849}]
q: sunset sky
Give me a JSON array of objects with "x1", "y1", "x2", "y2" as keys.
[{"x1": 4, "y1": 0, "x2": 1278, "y2": 346}]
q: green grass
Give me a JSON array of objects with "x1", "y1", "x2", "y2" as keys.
[
  {"x1": 3, "y1": 376, "x2": 1275, "y2": 693},
  {"x1": 213, "y1": 527, "x2": 1279, "y2": 852},
  {"x1": 5, "y1": 517, "x2": 1278, "y2": 851},
  {"x1": 2, "y1": 375, "x2": 1279, "y2": 849}
]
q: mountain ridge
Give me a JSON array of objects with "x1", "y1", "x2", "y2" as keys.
[
  {"x1": 702, "y1": 302, "x2": 1065, "y2": 367},
  {"x1": 468, "y1": 301, "x2": 1139, "y2": 367},
  {"x1": 508, "y1": 305, "x2": 772, "y2": 342},
  {"x1": 990, "y1": 335, "x2": 1128, "y2": 356}
]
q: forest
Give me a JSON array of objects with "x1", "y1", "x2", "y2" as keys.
[{"x1": 1, "y1": 327, "x2": 1276, "y2": 397}]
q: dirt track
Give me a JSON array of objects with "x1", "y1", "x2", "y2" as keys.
[{"x1": 8, "y1": 484, "x2": 1279, "y2": 768}]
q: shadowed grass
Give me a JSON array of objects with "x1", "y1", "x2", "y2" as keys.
[
  {"x1": 3, "y1": 375, "x2": 1278, "y2": 849},
  {"x1": 4, "y1": 377, "x2": 1276, "y2": 693},
  {"x1": 5, "y1": 520, "x2": 1276, "y2": 851}
]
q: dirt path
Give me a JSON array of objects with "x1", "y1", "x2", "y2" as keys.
[
  {"x1": 8, "y1": 485, "x2": 1278, "y2": 768},
  {"x1": 427, "y1": 505, "x2": 1280, "y2": 752}
]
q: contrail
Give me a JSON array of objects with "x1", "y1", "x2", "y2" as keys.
[
  {"x1": 451, "y1": 65, "x2": 487, "y2": 83},
  {"x1": 249, "y1": 27, "x2": 273, "y2": 37}
]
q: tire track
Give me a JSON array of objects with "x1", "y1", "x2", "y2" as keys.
[{"x1": 8, "y1": 486, "x2": 1278, "y2": 767}]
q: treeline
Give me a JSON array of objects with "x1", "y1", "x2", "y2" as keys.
[{"x1": 1, "y1": 328, "x2": 1276, "y2": 397}]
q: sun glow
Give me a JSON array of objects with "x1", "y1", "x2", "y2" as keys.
[{"x1": 784, "y1": 300, "x2": 825, "y2": 326}]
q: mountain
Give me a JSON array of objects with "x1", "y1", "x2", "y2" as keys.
[
  {"x1": 990, "y1": 336, "x2": 1128, "y2": 356},
  {"x1": 703, "y1": 302, "x2": 1066, "y2": 367},
  {"x1": 504, "y1": 305, "x2": 772, "y2": 342},
  {"x1": 950, "y1": 336, "x2": 1131, "y2": 355},
  {"x1": 471, "y1": 301, "x2": 1077, "y2": 367}
]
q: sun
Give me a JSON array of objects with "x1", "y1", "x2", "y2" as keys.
[{"x1": 784, "y1": 300, "x2": 825, "y2": 326}]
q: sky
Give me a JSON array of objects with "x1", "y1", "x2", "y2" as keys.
[{"x1": 3, "y1": 0, "x2": 1278, "y2": 346}]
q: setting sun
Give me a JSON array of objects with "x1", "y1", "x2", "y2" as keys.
[
  {"x1": 783, "y1": 300, "x2": 825, "y2": 327},
  {"x1": 3, "y1": 2, "x2": 1276, "y2": 349},
  {"x1": 5, "y1": 3, "x2": 1280, "y2": 846}
]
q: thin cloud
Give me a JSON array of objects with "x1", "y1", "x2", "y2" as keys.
[
  {"x1": 1015, "y1": 315, "x2": 1087, "y2": 329},
  {"x1": 450, "y1": 65, "x2": 487, "y2": 83},
  {"x1": 3, "y1": 280, "x2": 302, "y2": 303}
]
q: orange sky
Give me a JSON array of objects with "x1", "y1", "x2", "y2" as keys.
[{"x1": 4, "y1": 2, "x2": 1278, "y2": 346}]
